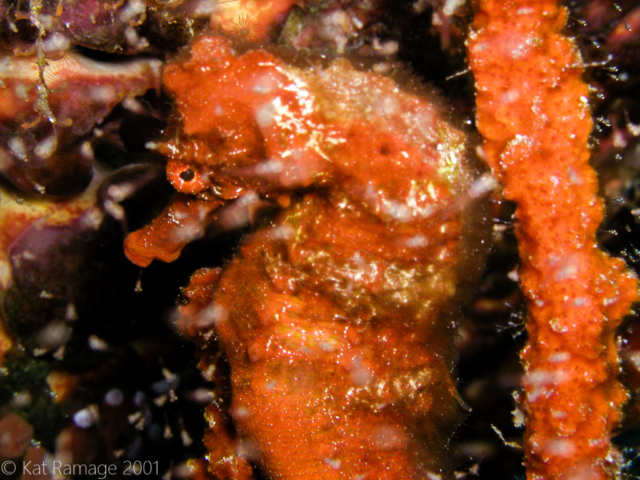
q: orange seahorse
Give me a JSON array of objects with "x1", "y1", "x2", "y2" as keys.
[{"x1": 125, "y1": 35, "x2": 490, "y2": 479}]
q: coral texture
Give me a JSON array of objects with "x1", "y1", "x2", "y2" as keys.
[
  {"x1": 211, "y1": 0, "x2": 298, "y2": 41},
  {"x1": 0, "y1": 50, "x2": 161, "y2": 196},
  {"x1": 467, "y1": 0, "x2": 639, "y2": 478},
  {"x1": 128, "y1": 35, "x2": 489, "y2": 478}
]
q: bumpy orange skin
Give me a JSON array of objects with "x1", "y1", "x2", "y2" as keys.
[
  {"x1": 468, "y1": 1, "x2": 639, "y2": 478},
  {"x1": 124, "y1": 194, "x2": 223, "y2": 267},
  {"x1": 131, "y1": 36, "x2": 487, "y2": 479}
]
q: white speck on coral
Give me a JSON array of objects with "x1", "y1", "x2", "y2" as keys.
[
  {"x1": 65, "y1": 303, "x2": 78, "y2": 322},
  {"x1": 469, "y1": 173, "x2": 498, "y2": 198},
  {"x1": 443, "y1": 0, "x2": 464, "y2": 16},
  {"x1": 406, "y1": 235, "x2": 428, "y2": 248},
  {"x1": 526, "y1": 369, "x2": 566, "y2": 387},
  {"x1": 80, "y1": 207, "x2": 104, "y2": 230},
  {"x1": 512, "y1": 404, "x2": 525, "y2": 427},
  {"x1": 42, "y1": 32, "x2": 71, "y2": 55},
  {"x1": 549, "y1": 318, "x2": 568, "y2": 333},
  {"x1": 74, "y1": 406, "x2": 99, "y2": 429},
  {"x1": 253, "y1": 74, "x2": 278, "y2": 94},
  {"x1": 15, "y1": 83, "x2": 29, "y2": 101},
  {"x1": 35, "y1": 135, "x2": 57, "y2": 159},
  {"x1": 323, "y1": 457, "x2": 341, "y2": 470},
  {"x1": 255, "y1": 158, "x2": 284, "y2": 175},
  {"x1": 105, "y1": 388, "x2": 124, "y2": 406},
  {"x1": 382, "y1": 198, "x2": 412, "y2": 222},
  {"x1": 90, "y1": 85, "x2": 116, "y2": 103},
  {"x1": 80, "y1": 141, "x2": 94, "y2": 160},
  {"x1": 233, "y1": 406, "x2": 251, "y2": 419},
  {"x1": 88, "y1": 335, "x2": 109, "y2": 351},
  {"x1": 122, "y1": 97, "x2": 145, "y2": 114},
  {"x1": 197, "y1": 303, "x2": 229, "y2": 329},
  {"x1": 349, "y1": 357, "x2": 373, "y2": 386},
  {"x1": 108, "y1": 183, "x2": 136, "y2": 202},
  {"x1": 573, "y1": 297, "x2": 587, "y2": 307},
  {"x1": 8, "y1": 136, "x2": 27, "y2": 161},
  {"x1": 626, "y1": 351, "x2": 640, "y2": 371},
  {"x1": 543, "y1": 439, "x2": 575, "y2": 458},
  {"x1": 256, "y1": 99, "x2": 278, "y2": 127},
  {"x1": 372, "y1": 38, "x2": 399, "y2": 56},
  {"x1": 548, "y1": 352, "x2": 570, "y2": 363},
  {"x1": 119, "y1": 0, "x2": 146, "y2": 23},
  {"x1": 271, "y1": 224, "x2": 295, "y2": 240},
  {"x1": 11, "y1": 391, "x2": 32, "y2": 408},
  {"x1": 372, "y1": 425, "x2": 407, "y2": 450},
  {"x1": 104, "y1": 199, "x2": 125, "y2": 221},
  {"x1": 502, "y1": 90, "x2": 520, "y2": 103}
]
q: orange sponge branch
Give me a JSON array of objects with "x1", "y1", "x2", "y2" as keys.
[{"x1": 468, "y1": 1, "x2": 638, "y2": 478}]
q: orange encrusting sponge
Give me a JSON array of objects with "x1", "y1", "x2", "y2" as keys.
[{"x1": 468, "y1": 1, "x2": 639, "y2": 478}]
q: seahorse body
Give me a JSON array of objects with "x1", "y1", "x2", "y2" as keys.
[{"x1": 140, "y1": 36, "x2": 488, "y2": 479}]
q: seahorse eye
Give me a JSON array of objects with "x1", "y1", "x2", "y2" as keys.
[{"x1": 180, "y1": 169, "x2": 195, "y2": 182}]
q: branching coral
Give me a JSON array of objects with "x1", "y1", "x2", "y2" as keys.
[{"x1": 467, "y1": 0, "x2": 639, "y2": 478}]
